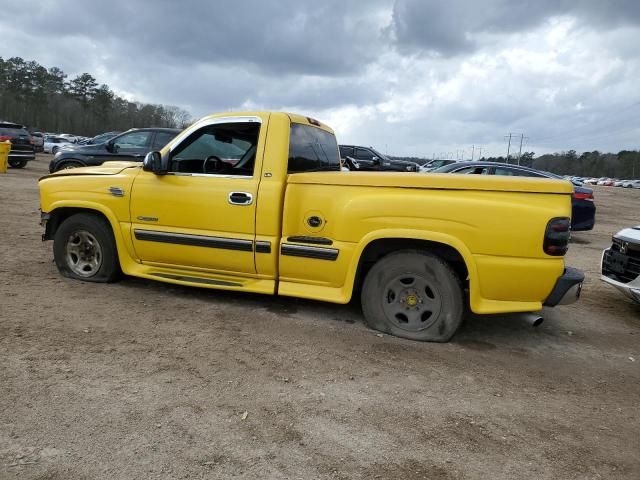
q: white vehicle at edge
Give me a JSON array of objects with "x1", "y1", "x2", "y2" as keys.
[{"x1": 601, "y1": 226, "x2": 640, "y2": 303}]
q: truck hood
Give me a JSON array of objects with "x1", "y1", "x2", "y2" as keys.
[
  {"x1": 289, "y1": 171, "x2": 574, "y2": 194},
  {"x1": 40, "y1": 162, "x2": 140, "y2": 180},
  {"x1": 614, "y1": 226, "x2": 640, "y2": 243}
]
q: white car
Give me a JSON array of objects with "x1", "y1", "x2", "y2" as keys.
[
  {"x1": 43, "y1": 136, "x2": 74, "y2": 154},
  {"x1": 59, "y1": 133, "x2": 79, "y2": 143},
  {"x1": 602, "y1": 226, "x2": 640, "y2": 304},
  {"x1": 622, "y1": 180, "x2": 640, "y2": 188}
]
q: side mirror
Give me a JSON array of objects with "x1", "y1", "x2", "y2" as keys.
[
  {"x1": 142, "y1": 151, "x2": 167, "y2": 175},
  {"x1": 371, "y1": 156, "x2": 380, "y2": 165},
  {"x1": 105, "y1": 141, "x2": 114, "y2": 152}
]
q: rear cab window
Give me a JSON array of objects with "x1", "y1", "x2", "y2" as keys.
[{"x1": 288, "y1": 123, "x2": 340, "y2": 173}]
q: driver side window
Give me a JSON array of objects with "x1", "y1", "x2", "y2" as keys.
[
  {"x1": 113, "y1": 131, "x2": 151, "y2": 150},
  {"x1": 169, "y1": 122, "x2": 260, "y2": 176},
  {"x1": 355, "y1": 148, "x2": 374, "y2": 160}
]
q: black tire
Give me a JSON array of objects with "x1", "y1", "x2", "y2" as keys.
[
  {"x1": 8, "y1": 158, "x2": 27, "y2": 168},
  {"x1": 361, "y1": 250, "x2": 464, "y2": 342},
  {"x1": 57, "y1": 160, "x2": 85, "y2": 171},
  {"x1": 52, "y1": 146, "x2": 59, "y2": 154},
  {"x1": 53, "y1": 213, "x2": 120, "y2": 283}
]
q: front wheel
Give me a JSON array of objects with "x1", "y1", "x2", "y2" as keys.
[
  {"x1": 53, "y1": 213, "x2": 120, "y2": 282},
  {"x1": 361, "y1": 250, "x2": 464, "y2": 342},
  {"x1": 52, "y1": 146, "x2": 59, "y2": 154}
]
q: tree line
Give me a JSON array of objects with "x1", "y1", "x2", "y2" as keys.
[
  {"x1": 481, "y1": 150, "x2": 640, "y2": 179},
  {"x1": 0, "y1": 56, "x2": 192, "y2": 136},
  {"x1": 393, "y1": 150, "x2": 640, "y2": 179}
]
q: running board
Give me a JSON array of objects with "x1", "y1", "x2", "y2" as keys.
[{"x1": 150, "y1": 272, "x2": 242, "y2": 287}]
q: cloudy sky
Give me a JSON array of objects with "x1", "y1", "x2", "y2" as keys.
[{"x1": 3, "y1": 0, "x2": 640, "y2": 157}]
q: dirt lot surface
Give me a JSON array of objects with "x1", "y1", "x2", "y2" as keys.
[{"x1": 1, "y1": 155, "x2": 639, "y2": 480}]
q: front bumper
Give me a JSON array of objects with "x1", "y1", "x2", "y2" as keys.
[
  {"x1": 543, "y1": 267, "x2": 584, "y2": 307},
  {"x1": 601, "y1": 275, "x2": 640, "y2": 303}
]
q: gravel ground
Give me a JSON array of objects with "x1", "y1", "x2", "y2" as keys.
[{"x1": 1, "y1": 155, "x2": 639, "y2": 480}]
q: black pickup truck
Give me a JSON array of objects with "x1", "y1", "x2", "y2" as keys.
[{"x1": 339, "y1": 145, "x2": 419, "y2": 172}]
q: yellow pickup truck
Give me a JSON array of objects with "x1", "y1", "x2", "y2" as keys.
[{"x1": 38, "y1": 112, "x2": 583, "y2": 342}]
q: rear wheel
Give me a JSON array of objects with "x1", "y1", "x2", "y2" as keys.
[
  {"x1": 52, "y1": 146, "x2": 59, "y2": 154},
  {"x1": 361, "y1": 250, "x2": 464, "y2": 342},
  {"x1": 8, "y1": 159, "x2": 27, "y2": 168},
  {"x1": 53, "y1": 213, "x2": 120, "y2": 282}
]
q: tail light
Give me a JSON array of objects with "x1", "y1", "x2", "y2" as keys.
[
  {"x1": 544, "y1": 217, "x2": 571, "y2": 256},
  {"x1": 572, "y1": 191, "x2": 593, "y2": 201},
  {"x1": 0, "y1": 135, "x2": 12, "y2": 142}
]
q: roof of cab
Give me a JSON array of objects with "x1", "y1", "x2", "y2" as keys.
[{"x1": 196, "y1": 111, "x2": 335, "y2": 134}]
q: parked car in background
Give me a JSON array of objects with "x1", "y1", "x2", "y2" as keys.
[
  {"x1": 29, "y1": 131, "x2": 45, "y2": 152},
  {"x1": 601, "y1": 225, "x2": 640, "y2": 304},
  {"x1": 339, "y1": 145, "x2": 419, "y2": 172},
  {"x1": 78, "y1": 131, "x2": 122, "y2": 145},
  {"x1": 58, "y1": 134, "x2": 79, "y2": 143},
  {"x1": 0, "y1": 122, "x2": 36, "y2": 168},
  {"x1": 48, "y1": 127, "x2": 180, "y2": 172},
  {"x1": 44, "y1": 136, "x2": 74, "y2": 154},
  {"x1": 431, "y1": 161, "x2": 596, "y2": 231},
  {"x1": 621, "y1": 180, "x2": 640, "y2": 188}
]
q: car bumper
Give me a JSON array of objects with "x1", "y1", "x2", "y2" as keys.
[
  {"x1": 601, "y1": 247, "x2": 640, "y2": 303},
  {"x1": 601, "y1": 274, "x2": 640, "y2": 303},
  {"x1": 9, "y1": 152, "x2": 35, "y2": 160},
  {"x1": 543, "y1": 267, "x2": 584, "y2": 306}
]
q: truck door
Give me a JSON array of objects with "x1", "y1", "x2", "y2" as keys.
[{"x1": 129, "y1": 117, "x2": 264, "y2": 275}]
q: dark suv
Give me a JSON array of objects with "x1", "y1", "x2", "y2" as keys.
[
  {"x1": 49, "y1": 127, "x2": 180, "y2": 172},
  {"x1": 339, "y1": 145, "x2": 419, "y2": 172},
  {"x1": 0, "y1": 122, "x2": 36, "y2": 168}
]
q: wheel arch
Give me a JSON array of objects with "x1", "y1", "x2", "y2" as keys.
[
  {"x1": 345, "y1": 230, "x2": 478, "y2": 304},
  {"x1": 43, "y1": 202, "x2": 137, "y2": 273},
  {"x1": 53, "y1": 158, "x2": 87, "y2": 171},
  {"x1": 44, "y1": 205, "x2": 112, "y2": 241}
]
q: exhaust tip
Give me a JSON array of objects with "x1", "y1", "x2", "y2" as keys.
[{"x1": 531, "y1": 316, "x2": 544, "y2": 327}]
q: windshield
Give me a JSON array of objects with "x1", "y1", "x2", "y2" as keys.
[
  {"x1": 0, "y1": 127, "x2": 29, "y2": 136},
  {"x1": 369, "y1": 147, "x2": 389, "y2": 161},
  {"x1": 431, "y1": 163, "x2": 461, "y2": 173}
]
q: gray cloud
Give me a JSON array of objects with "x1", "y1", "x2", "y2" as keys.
[
  {"x1": 1, "y1": 0, "x2": 640, "y2": 155},
  {"x1": 390, "y1": 0, "x2": 640, "y2": 57}
]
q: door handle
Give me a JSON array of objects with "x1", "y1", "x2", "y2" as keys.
[{"x1": 228, "y1": 192, "x2": 253, "y2": 206}]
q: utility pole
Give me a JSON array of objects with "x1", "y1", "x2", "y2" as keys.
[
  {"x1": 471, "y1": 145, "x2": 475, "y2": 161},
  {"x1": 477, "y1": 147, "x2": 482, "y2": 160},
  {"x1": 517, "y1": 134, "x2": 527, "y2": 166},
  {"x1": 505, "y1": 133, "x2": 513, "y2": 164}
]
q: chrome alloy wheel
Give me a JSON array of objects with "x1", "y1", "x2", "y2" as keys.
[
  {"x1": 65, "y1": 230, "x2": 103, "y2": 277},
  {"x1": 382, "y1": 273, "x2": 443, "y2": 332}
]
